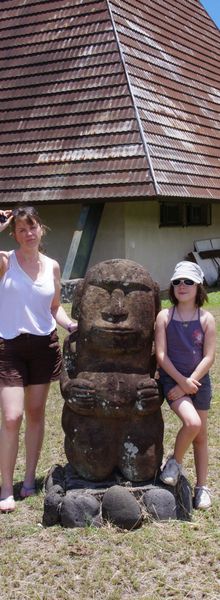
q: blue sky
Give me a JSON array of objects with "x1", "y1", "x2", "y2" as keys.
[{"x1": 200, "y1": 0, "x2": 220, "y2": 28}]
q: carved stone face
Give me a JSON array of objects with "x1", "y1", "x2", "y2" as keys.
[{"x1": 75, "y1": 259, "x2": 159, "y2": 371}]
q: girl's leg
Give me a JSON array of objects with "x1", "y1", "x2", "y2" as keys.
[
  {"x1": 193, "y1": 410, "x2": 208, "y2": 486},
  {"x1": 0, "y1": 386, "x2": 24, "y2": 510},
  {"x1": 22, "y1": 383, "x2": 50, "y2": 492},
  {"x1": 171, "y1": 397, "x2": 202, "y2": 464}
]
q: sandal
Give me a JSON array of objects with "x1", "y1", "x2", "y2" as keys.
[
  {"x1": 0, "y1": 495, "x2": 16, "y2": 512},
  {"x1": 20, "y1": 484, "x2": 36, "y2": 499}
]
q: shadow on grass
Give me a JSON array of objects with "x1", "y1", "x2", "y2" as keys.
[{"x1": 13, "y1": 476, "x2": 45, "y2": 501}]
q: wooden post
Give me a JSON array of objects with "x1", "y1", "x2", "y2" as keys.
[{"x1": 62, "y1": 203, "x2": 104, "y2": 280}]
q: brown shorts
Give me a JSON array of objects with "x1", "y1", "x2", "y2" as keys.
[{"x1": 0, "y1": 330, "x2": 62, "y2": 387}]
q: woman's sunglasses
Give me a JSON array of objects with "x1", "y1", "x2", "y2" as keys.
[{"x1": 172, "y1": 278, "x2": 195, "y2": 287}]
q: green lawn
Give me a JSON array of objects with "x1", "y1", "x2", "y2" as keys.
[{"x1": 0, "y1": 295, "x2": 219, "y2": 600}]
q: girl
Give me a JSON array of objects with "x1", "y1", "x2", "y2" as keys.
[
  {"x1": 0, "y1": 206, "x2": 77, "y2": 512},
  {"x1": 155, "y1": 261, "x2": 216, "y2": 509}
]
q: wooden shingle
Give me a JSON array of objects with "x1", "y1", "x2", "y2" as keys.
[{"x1": 0, "y1": 0, "x2": 219, "y2": 204}]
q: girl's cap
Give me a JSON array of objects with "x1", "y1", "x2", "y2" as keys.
[{"x1": 170, "y1": 261, "x2": 204, "y2": 284}]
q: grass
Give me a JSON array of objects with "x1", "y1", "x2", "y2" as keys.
[{"x1": 0, "y1": 296, "x2": 220, "y2": 599}]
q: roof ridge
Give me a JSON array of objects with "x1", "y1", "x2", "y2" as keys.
[{"x1": 106, "y1": 0, "x2": 159, "y2": 195}]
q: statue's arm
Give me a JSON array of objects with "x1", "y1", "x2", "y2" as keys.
[
  {"x1": 60, "y1": 335, "x2": 97, "y2": 415},
  {"x1": 134, "y1": 374, "x2": 163, "y2": 415},
  {"x1": 60, "y1": 334, "x2": 77, "y2": 387}
]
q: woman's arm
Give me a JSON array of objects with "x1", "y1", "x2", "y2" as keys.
[
  {"x1": 155, "y1": 309, "x2": 200, "y2": 395},
  {"x1": 0, "y1": 252, "x2": 9, "y2": 278},
  {"x1": 0, "y1": 210, "x2": 13, "y2": 278},
  {"x1": 51, "y1": 260, "x2": 78, "y2": 333}
]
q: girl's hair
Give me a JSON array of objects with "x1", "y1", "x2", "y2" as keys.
[{"x1": 169, "y1": 283, "x2": 208, "y2": 307}]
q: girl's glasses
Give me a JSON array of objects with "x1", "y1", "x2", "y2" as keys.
[{"x1": 172, "y1": 278, "x2": 195, "y2": 286}]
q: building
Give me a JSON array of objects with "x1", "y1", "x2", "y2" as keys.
[{"x1": 0, "y1": 0, "x2": 219, "y2": 289}]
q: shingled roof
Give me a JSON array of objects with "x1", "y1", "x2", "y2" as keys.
[{"x1": 0, "y1": 0, "x2": 219, "y2": 204}]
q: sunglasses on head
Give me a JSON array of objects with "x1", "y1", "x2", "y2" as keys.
[{"x1": 172, "y1": 278, "x2": 195, "y2": 287}]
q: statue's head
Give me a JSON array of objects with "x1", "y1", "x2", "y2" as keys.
[{"x1": 72, "y1": 260, "x2": 160, "y2": 370}]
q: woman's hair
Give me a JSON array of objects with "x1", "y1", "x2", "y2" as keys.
[
  {"x1": 169, "y1": 283, "x2": 208, "y2": 307},
  {"x1": 11, "y1": 205, "x2": 45, "y2": 231},
  {"x1": 11, "y1": 206, "x2": 48, "y2": 251}
]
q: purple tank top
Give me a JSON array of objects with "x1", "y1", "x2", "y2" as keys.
[{"x1": 163, "y1": 307, "x2": 204, "y2": 377}]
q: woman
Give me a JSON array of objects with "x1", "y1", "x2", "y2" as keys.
[
  {"x1": 0, "y1": 206, "x2": 77, "y2": 512},
  {"x1": 155, "y1": 261, "x2": 216, "y2": 509}
]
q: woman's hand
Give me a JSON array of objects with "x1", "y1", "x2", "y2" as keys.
[{"x1": 0, "y1": 210, "x2": 13, "y2": 232}]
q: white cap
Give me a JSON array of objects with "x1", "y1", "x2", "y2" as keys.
[{"x1": 171, "y1": 261, "x2": 204, "y2": 284}]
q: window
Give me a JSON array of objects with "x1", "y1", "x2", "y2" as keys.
[
  {"x1": 159, "y1": 202, "x2": 211, "y2": 227},
  {"x1": 160, "y1": 203, "x2": 184, "y2": 226},
  {"x1": 186, "y1": 203, "x2": 211, "y2": 226}
]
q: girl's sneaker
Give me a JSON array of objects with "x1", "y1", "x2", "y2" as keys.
[
  {"x1": 160, "y1": 457, "x2": 182, "y2": 486},
  {"x1": 194, "y1": 486, "x2": 212, "y2": 510}
]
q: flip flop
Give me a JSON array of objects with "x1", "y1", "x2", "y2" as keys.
[
  {"x1": 0, "y1": 495, "x2": 16, "y2": 512},
  {"x1": 20, "y1": 484, "x2": 36, "y2": 499}
]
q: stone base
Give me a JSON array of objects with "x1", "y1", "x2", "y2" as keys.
[{"x1": 42, "y1": 463, "x2": 193, "y2": 529}]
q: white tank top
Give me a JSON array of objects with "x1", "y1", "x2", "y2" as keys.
[{"x1": 0, "y1": 250, "x2": 56, "y2": 339}]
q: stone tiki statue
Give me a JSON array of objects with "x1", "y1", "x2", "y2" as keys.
[{"x1": 60, "y1": 259, "x2": 164, "y2": 483}]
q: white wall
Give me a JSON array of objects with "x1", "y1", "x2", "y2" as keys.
[
  {"x1": 0, "y1": 202, "x2": 126, "y2": 275},
  {"x1": 1, "y1": 201, "x2": 219, "y2": 291},
  {"x1": 124, "y1": 201, "x2": 220, "y2": 290},
  {"x1": 88, "y1": 203, "x2": 125, "y2": 267},
  {"x1": 0, "y1": 204, "x2": 81, "y2": 273}
]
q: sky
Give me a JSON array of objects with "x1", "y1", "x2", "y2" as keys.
[{"x1": 200, "y1": 0, "x2": 220, "y2": 28}]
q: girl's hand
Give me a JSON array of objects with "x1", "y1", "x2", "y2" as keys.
[
  {"x1": 0, "y1": 210, "x2": 13, "y2": 232},
  {"x1": 167, "y1": 384, "x2": 185, "y2": 402},
  {"x1": 182, "y1": 377, "x2": 201, "y2": 395},
  {"x1": 168, "y1": 377, "x2": 200, "y2": 402}
]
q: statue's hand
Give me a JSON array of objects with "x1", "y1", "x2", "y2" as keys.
[
  {"x1": 63, "y1": 378, "x2": 97, "y2": 414},
  {"x1": 135, "y1": 376, "x2": 161, "y2": 414}
]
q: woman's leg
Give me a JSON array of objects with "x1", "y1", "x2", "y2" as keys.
[
  {"x1": 0, "y1": 386, "x2": 24, "y2": 509},
  {"x1": 171, "y1": 397, "x2": 202, "y2": 464},
  {"x1": 22, "y1": 383, "x2": 50, "y2": 491},
  {"x1": 193, "y1": 410, "x2": 208, "y2": 486}
]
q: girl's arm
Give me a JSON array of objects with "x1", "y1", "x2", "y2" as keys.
[
  {"x1": 155, "y1": 309, "x2": 200, "y2": 395},
  {"x1": 167, "y1": 310, "x2": 216, "y2": 403},
  {"x1": 51, "y1": 260, "x2": 78, "y2": 333},
  {"x1": 190, "y1": 310, "x2": 216, "y2": 381}
]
